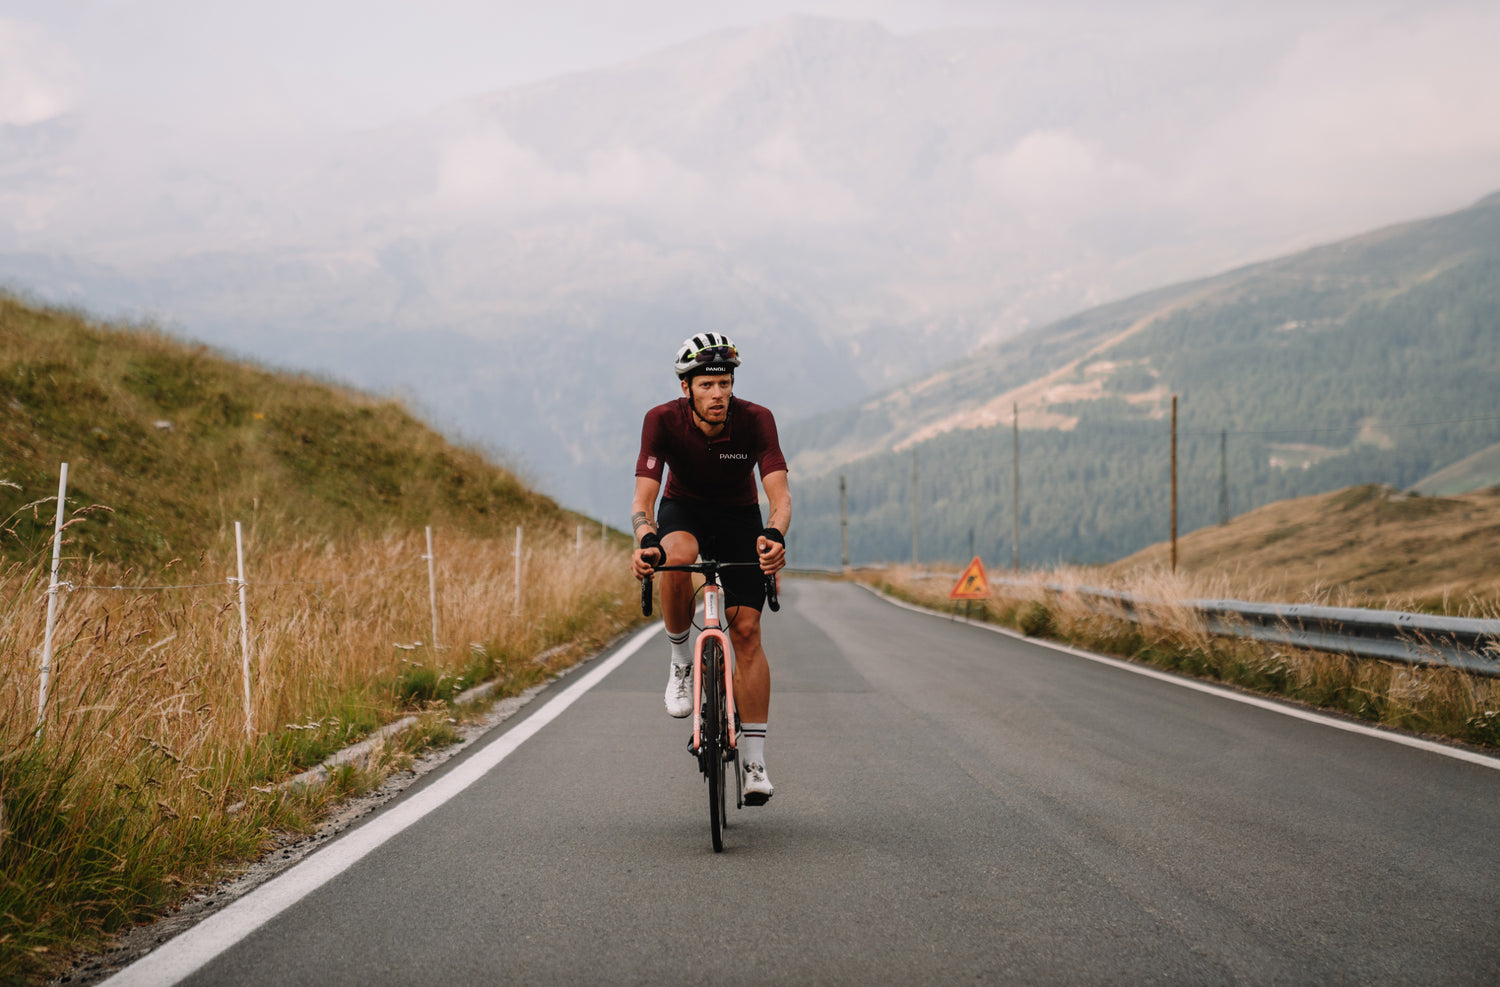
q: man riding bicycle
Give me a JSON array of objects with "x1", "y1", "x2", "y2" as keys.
[{"x1": 631, "y1": 333, "x2": 791, "y2": 805}]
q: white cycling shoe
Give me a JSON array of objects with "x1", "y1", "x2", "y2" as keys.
[
  {"x1": 664, "y1": 663, "x2": 692, "y2": 718},
  {"x1": 742, "y1": 761, "x2": 774, "y2": 805}
]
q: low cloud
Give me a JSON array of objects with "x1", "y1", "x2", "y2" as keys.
[
  {"x1": 1180, "y1": 6, "x2": 1500, "y2": 229},
  {"x1": 0, "y1": 18, "x2": 78, "y2": 126},
  {"x1": 427, "y1": 123, "x2": 707, "y2": 219},
  {"x1": 972, "y1": 130, "x2": 1162, "y2": 234},
  {"x1": 425, "y1": 121, "x2": 862, "y2": 234}
]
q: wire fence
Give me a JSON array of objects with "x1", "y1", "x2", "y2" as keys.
[{"x1": 24, "y1": 461, "x2": 605, "y2": 739}]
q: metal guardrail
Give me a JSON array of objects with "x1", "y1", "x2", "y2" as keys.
[
  {"x1": 785, "y1": 569, "x2": 1500, "y2": 675},
  {"x1": 1010, "y1": 580, "x2": 1500, "y2": 677}
]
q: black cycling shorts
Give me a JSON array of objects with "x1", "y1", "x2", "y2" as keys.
[{"x1": 655, "y1": 498, "x2": 767, "y2": 612}]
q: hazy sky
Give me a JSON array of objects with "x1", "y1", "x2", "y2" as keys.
[
  {"x1": 3, "y1": 1, "x2": 1018, "y2": 130},
  {"x1": 2, "y1": 0, "x2": 1387, "y2": 131},
  {"x1": 4, "y1": 1, "x2": 1498, "y2": 271}
]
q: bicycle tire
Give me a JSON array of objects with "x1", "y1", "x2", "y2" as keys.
[{"x1": 703, "y1": 637, "x2": 726, "y2": 853}]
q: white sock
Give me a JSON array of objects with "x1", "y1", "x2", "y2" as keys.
[
  {"x1": 740, "y1": 722, "x2": 767, "y2": 766},
  {"x1": 668, "y1": 628, "x2": 691, "y2": 667}
]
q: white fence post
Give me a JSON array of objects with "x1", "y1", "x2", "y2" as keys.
[
  {"x1": 513, "y1": 525, "x2": 523, "y2": 616},
  {"x1": 424, "y1": 526, "x2": 440, "y2": 647},
  {"x1": 234, "y1": 521, "x2": 254, "y2": 740},
  {"x1": 37, "y1": 461, "x2": 68, "y2": 728},
  {"x1": 576, "y1": 524, "x2": 582, "y2": 555}
]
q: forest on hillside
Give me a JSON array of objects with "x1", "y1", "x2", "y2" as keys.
[{"x1": 785, "y1": 248, "x2": 1500, "y2": 568}]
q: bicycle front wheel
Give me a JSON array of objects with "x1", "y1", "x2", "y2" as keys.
[{"x1": 703, "y1": 637, "x2": 726, "y2": 853}]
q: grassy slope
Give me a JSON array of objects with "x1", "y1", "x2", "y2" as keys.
[
  {"x1": 0, "y1": 295, "x2": 641, "y2": 984},
  {"x1": 1, "y1": 293, "x2": 578, "y2": 568},
  {"x1": 1105, "y1": 483, "x2": 1500, "y2": 614}
]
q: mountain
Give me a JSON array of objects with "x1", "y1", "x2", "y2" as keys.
[
  {"x1": 780, "y1": 192, "x2": 1500, "y2": 567},
  {"x1": 7, "y1": 14, "x2": 1485, "y2": 523}
]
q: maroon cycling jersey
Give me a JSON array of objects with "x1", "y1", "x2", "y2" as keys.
[{"x1": 635, "y1": 396, "x2": 788, "y2": 506}]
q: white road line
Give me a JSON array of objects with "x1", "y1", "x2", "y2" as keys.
[
  {"x1": 101, "y1": 622, "x2": 662, "y2": 987},
  {"x1": 860, "y1": 584, "x2": 1500, "y2": 772}
]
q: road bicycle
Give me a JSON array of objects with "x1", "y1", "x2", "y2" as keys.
[{"x1": 642, "y1": 558, "x2": 779, "y2": 852}]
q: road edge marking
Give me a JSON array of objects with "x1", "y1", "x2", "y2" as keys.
[
  {"x1": 856, "y1": 583, "x2": 1500, "y2": 772},
  {"x1": 100, "y1": 622, "x2": 662, "y2": 987}
]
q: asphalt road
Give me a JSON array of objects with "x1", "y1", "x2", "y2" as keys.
[{"x1": 111, "y1": 580, "x2": 1500, "y2": 985}]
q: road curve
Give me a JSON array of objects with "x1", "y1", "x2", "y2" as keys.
[{"x1": 109, "y1": 580, "x2": 1500, "y2": 985}]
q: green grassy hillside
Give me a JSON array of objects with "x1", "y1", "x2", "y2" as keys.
[
  {"x1": 2, "y1": 294, "x2": 582, "y2": 568},
  {"x1": 784, "y1": 192, "x2": 1500, "y2": 567}
]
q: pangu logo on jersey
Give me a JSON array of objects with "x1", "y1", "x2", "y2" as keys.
[{"x1": 719, "y1": 453, "x2": 749, "y2": 460}]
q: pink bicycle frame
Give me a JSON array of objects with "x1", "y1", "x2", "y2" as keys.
[{"x1": 691, "y1": 580, "x2": 738, "y2": 754}]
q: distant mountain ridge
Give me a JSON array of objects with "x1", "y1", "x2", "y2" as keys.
[
  {"x1": 782, "y1": 192, "x2": 1500, "y2": 567},
  {"x1": 6, "y1": 14, "x2": 1472, "y2": 522}
]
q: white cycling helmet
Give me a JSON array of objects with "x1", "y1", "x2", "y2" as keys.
[{"x1": 674, "y1": 332, "x2": 741, "y2": 379}]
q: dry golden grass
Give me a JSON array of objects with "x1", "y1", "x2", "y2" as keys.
[
  {"x1": 863, "y1": 563, "x2": 1500, "y2": 752},
  {"x1": 1107, "y1": 483, "x2": 1500, "y2": 615},
  {"x1": 0, "y1": 522, "x2": 639, "y2": 981}
]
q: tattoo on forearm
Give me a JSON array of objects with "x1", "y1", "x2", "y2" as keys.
[{"x1": 631, "y1": 511, "x2": 654, "y2": 535}]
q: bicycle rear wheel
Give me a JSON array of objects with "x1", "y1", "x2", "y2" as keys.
[{"x1": 703, "y1": 637, "x2": 726, "y2": 853}]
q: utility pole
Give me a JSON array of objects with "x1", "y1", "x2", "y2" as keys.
[
  {"x1": 911, "y1": 449, "x2": 919, "y2": 566},
  {"x1": 1012, "y1": 403, "x2": 1021, "y2": 572},
  {"x1": 839, "y1": 474, "x2": 849, "y2": 571},
  {"x1": 1218, "y1": 429, "x2": 1229, "y2": 526},
  {"x1": 1170, "y1": 395, "x2": 1179, "y2": 573}
]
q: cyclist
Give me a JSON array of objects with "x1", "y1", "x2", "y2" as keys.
[{"x1": 630, "y1": 333, "x2": 790, "y2": 805}]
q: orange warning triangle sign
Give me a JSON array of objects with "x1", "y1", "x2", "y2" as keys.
[{"x1": 949, "y1": 556, "x2": 991, "y2": 600}]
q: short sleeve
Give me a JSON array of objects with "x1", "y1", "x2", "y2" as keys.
[
  {"x1": 635, "y1": 407, "x2": 667, "y2": 480},
  {"x1": 756, "y1": 408, "x2": 788, "y2": 477}
]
